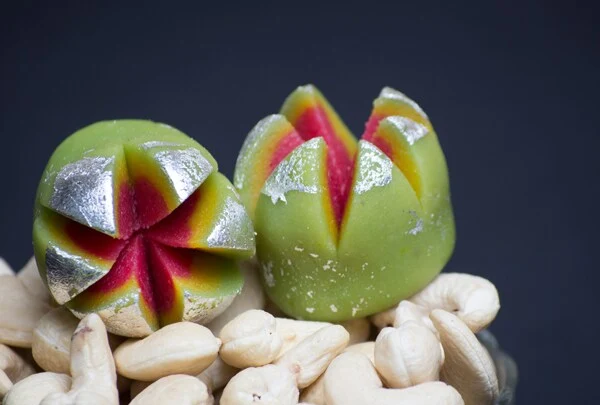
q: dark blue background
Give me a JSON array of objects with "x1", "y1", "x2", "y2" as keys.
[{"x1": 2, "y1": 1, "x2": 598, "y2": 402}]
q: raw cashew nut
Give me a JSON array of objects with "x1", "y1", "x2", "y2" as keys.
[
  {"x1": 221, "y1": 325, "x2": 349, "y2": 404},
  {"x1": 339, "y1": 318, "x2": 370, "y2": 345},
  {"x1": 32, "y1": 308, "x2": 79, "y2": 374},
  {"x1": 219, "y1": 310, "x2": 283, "y2": 368},
  {"x1": 410, "y1": 273, "x2": 500, "y2": 332},
  {"x1": 130, "y1": 375, "x2": 212, "y2": 405},
  {"x1": 343, "y1": 341, "x2": 375, "y2": 363},
  {"x1": 207, "y1": 261, "x2": 266, "y2": 335},
  {"x1": 374, "y1": 323, "x2": 443, "y2": 388},
  {"x1": 114, "y1": 322, "x2": 220, "y2": 381},
  {"x1": 17, "y1": 257, "x2": 51, "y2": 303},
  {"x1": 275, "y1": 318, "x2": 330, "y2": 358},
  {"x1": 197, "y1": 357, "x2": 238, "y2": 393},
  {"x1": 0, "y1": 344, "x2": 36, "y2": 397},
  {"x1": 2, "y1": 372, "x2": 71, "y2": 405},
  {"x1": 275, "y1": 325, "x2": 349, "y2": 389},
  {"x1": 40, "y1": 313, "x2": 118, "y2": 405},
  {"x1": 324, "y1": 352, "x2": 464, "y2": 405},
  {"x1": 220, "y1": 364, "x2": 298, "y2": 405},
  {"x1": 369, "y1": 307, "x2": 395, "y2": 330},
  {"x1": 0, "y1": 258, "x2": 14, "y2": 277},
  {"x1": 0, "y1": 269, "x2": 50, "y2": 348},
  {"x1": 430, "y1": 309, "x2": 498, "y2": 405},
  {"x1": 393, "y1": 301, "x2": 437, "y2": 334}
]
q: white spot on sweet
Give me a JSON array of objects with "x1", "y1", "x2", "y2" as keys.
[
  {"x1": 294, "y1": 246, "x2": 304, "y2": 252},
  {"x1": 386, "y1": 116, "x2": 429, "y2": 145},
  {"x1": 291, "y1": 286, "x2": 297, "y2": 292},
  {"x1": 309, "y1": 253, "x2": 319, "y2": 258},
  {"x1": 354, "y1": 141, "x2": 393, "y2": 195},
  {"x1": 379, "y1": 87, "x2": 429, "y2": 120},
  {"x1": 306, "y1": 307, "x2": 315, "y2": 313},
  {"x1": 262, "y1": 262, "x2": 275, "y2": 287},
  {"x1": 307, "y1": 291, "x2": 314, "y2": 298},
  {"x1": 330, "y1": 304, "x2": 338, "y2": 313},
  {"x1": 262, "y1": 138, "x2": 321, "y2": 204},
  {"x1": 352, "y1": 307, "x2": 359, "y2": 317},
  {"x1": 287, "y1": 259, "x2": 292, "y2": 265},
  {"x1": 407, "y1": 210, "x2": 424, "y2": 235}
]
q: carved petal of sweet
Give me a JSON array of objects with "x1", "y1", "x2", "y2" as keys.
[
  {"x1": 254, "y1": 138, "x2": 340, "y2": 319},
  {"x1": 280, "y1": 85, "x2": 357, "y2": 225},
  {"x1": 33, "y1": 209, "x2": 127, "y2": 305},
  {"x1": 234, "y1": 115, "x2": 304, "y2": 220},
  {"x1": 148, "y1": 173, "x2": 255, "y2": 259}
]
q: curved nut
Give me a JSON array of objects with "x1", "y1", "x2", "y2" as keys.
[
  {"x1": 324, "y1": 352, "x2": 464, "y2": 405},
  {"x1": 32, "y1": 308, "x2": 79, "y2": 374},
  {"x1": 275, "y1": 318, "x2": 330, "y2": 357},
  {"x1": 0, "y1": 274, "x2": 50, "y2": 348},
  {"x1": 114, "y1": 322, "x2": 220, "y2": 381},
  {"x1": 275, "y1": 325, "x2": 349, "y2": 389},
  {"x1": 0, "y1": 258, "x2": 14, "y2": 277},
  {"x1": 299, "y1": 374, "x2": 326, "y2": 405},
  {"x1": 197, "y1": 357, "x2": 238, "y2": 393},
  {"x1": 393, "y1": 301, "x2": 437, "y2": 335},
  {"x1": 0, "y1": 344, "x2": 36, "y2": 397},
  {"x1": 430, "y1": 309, "x2": 499, "y2": 405},
  {"x1": 130, "y1": 374, "x2": 212, "y2": 405},
  {"x1": 18, "y1": 257, "x2": 51, "y2": 303},
  {"x1": 374, "y1": 323, "x2": 442, "y2": 388},
  {"x1": 343, "y1": 341, "x2": 375, "y2": 363},
  {"x1": 219, "y1": 310, "x2": 282, "y2": 368},
  {"x1": 339, "y1": 318, "x2": 370, "y2": 345},
  {"x1": 3, "y1": 372, "x2": 71, "y2": 405},
  {"x1": 40, "y1": 313, "x2": 118, "y2": 405},
  {"x1": 220, "y1": 364, "x2": 298, "y2": 405},
  {"x1": 410, "y1": 273, "x2": 500, "y2": 332},
  {"x1": 207, "y1": 261, "x2": 266, "y2": 335}
]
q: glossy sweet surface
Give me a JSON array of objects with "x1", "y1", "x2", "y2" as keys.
[
  {"x1": 234, "y1": 86, "x2": 455, "y2": 321},
  {"x1": 34, "y1": 120, "x2": 255, "y2": 336}
]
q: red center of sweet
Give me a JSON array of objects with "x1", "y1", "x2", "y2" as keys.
[
  {"x1": 269, "y1": 107, "x2": 393, "y2": 228},
  {"x1": 64, "y1": 180, "x2": 206, "y2": 314}
]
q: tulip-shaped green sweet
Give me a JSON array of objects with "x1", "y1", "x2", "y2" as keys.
[
  {"x1": 33, "y1": 120, "x2": 255, "y2": 337},
  {"x1": 234, "y1": 86, "x2": 455, "y2": 321}
]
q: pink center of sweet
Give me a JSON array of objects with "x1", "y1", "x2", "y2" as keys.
[{"x1": 65, "y1": 179, "x2": 204, "y2": 313}]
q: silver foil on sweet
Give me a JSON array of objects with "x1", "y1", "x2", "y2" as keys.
[
  {"x1": 379, "y1": 87, "x2": 429, "y2": 120},
  {"x1": 262, "y1": 137, "x2": 321, "y2": 204},
  {"x1": 140, "y1": 141, "x2": 184, "y2": 150},
  {"x1": 48, "y1": 156, "x2": 117, "y2": 236},
  {"x1": 206, "y1": 197, "x2": 255, "y2": 252},
  {"x1": 354, "y1": 141, "x2": 393, "y2": 195},
  {"x1": 154, "y1": 148, "x2": 214, "y2": 203},
  {"x1": 385, "y1": 116, "x2": 429, "y2": 145},
  {"x1": 181, "y1": 291, "x2": 235, "y2": 325},
  {"x1": 45, "y1": 242, "x2": 110, "y2": 305},
  {"x1": 234, "y1": 114, "x2": 287, "y2": 191}
]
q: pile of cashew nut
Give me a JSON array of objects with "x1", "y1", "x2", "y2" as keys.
[{"x1": 1, "y1": 257, "x2": 504, "y2": 405}]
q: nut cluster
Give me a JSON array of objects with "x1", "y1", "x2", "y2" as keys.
[{"x1": 1, "y1": 257, "x2": 502, "y2": 405}]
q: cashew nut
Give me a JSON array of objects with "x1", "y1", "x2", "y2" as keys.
[
  {"x1": 339, "y1": 318, "x2": 370, "y2": 345},
  {"x1": 207, "y1": 261, "x2": 265, "y2": 335},
  {"x1": 17, "y1": 257, "x2": 51, "y2": 303},
  {"x1": 0, "y1": 344, "x2": 36, "y2": 397},
  {"x1": 219, "y1": 310, "x2": 283, "y2": 368},
  {"x1": 274, "y1": 325, "x2": 349, "y2": 389},
  {"x1": 410, "y1": 273, "x2": 500, "y2": 332},
  {"x1": 32, "y1": 308, "x2": 79, "y2": 374},
  {"x1": 197, "y1": 356, "x2": 239, "y2": 393},
  {"x1": 2, "y1": 372, "x2": 71, "y2": 405},
  {"x1": 393, "y1": 301, "x2": 437, "y2": 335},
  {"x1": 114, "y1": 322, "x2": 220, "y2": 382},
  {"x1": 430, "y1": 309, "x2": 498, "y2": 405},
  {"x1": 324, "y1": 352, "x2": 464, "y2": 405},
  {"x1": 0, "y1": 258, "x2": 14, "y2": 277},
  {"x1": 130, "y1": 374, "x2": 212, "y2": 405},
  {"x1": 221, "y1": 364, "x2": 298, "y2": 405},
  {"x1": 275, "y1": 318, "x2": 330, "y2": 357},
  {"x1": 374, "y1": 323, "x2": 443, "y2": 389},
  {"x1": 221, "y1": 325, "x2": 349, "y2": 404},
  {"x1": 343, "y1": 341, "x2": 375, "y2": 363},
  {"x1": 0, "y1": 270, "x2": 50, "y2": 348},
  {"x1": 40, "y1": 313, "x2": 118, "y2": 405}
]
